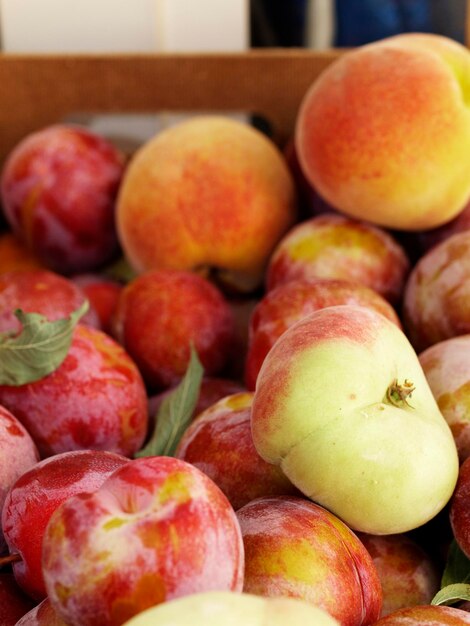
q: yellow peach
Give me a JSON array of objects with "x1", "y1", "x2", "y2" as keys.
[
  {"x1": 117, "y1": 116, "x2": 297, "y2": 292},
  {"x1": 296, "y1": 34, "x2": 470, "y2": 231}
]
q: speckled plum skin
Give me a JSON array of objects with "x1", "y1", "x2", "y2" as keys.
[
  {"x1": 237, "y1": 496, "x2": 382, "y2": 626},
  {"x1": 0, "y1": 324, "x2": 148, "y2": 458},
  {"x1": 356, "y1": 533, "x2": 440, "y2": 617},
  {"x1": 245, "y1": 277, "x2": 402, "y2": 390},
  {"x1": 0, "y1": 573, "x2": 36, "y2": 626},
  {"x1": 112, "y1": 269, "x2": 236, "y2": 390},
  {"x1": 450, "y1": 457, "x2": 470, "y2": 560},
  {"x1": 15, "y1": 598, "x2": 66, "y2": 625},
  {"x1": 2, "y1": 450, "x2": 129, "y2": 601},
  {"x1": 0, "y1": 405, "x2": 39, "y2": 553},
  {"x1": 42, "y1": 456, "x2": 245, "y2": 626},
  {"x1": 175, "y1": 392, "x2": 298, "y2": 510},
  {"x1": 265, "y1": 214, "x2": 410, "y2": 304},
  {"x1": 0, "y1": 269, "x2": 99, "y2": 334},
  {"x1": 0, "y1": 124, "x2": 125, "y2": 274},
  {"x1": 403, "y1": 231, "x2": 470, "y2": 352},
  {"x1": 373, "y1": 605, "x2": 470, "y2": 624}
]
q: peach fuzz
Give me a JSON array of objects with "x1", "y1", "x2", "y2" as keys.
[
  {"x1": 419, "y1": 335, "x2": 470, "y2": 463},
  {"x1": 403, "y1": 230, "x2": 470, "y2": 352},
  {"x1": 175, "y1": 392, "x2": 298, "y2": 510},
  {"x1": 295, "y1": 33, "x2": 470, "y2": 231},
  {"x1": 42, "y1": 456, "x2": 244, "y2": 626},
  {"x1": 245, "y1": 277, "x2": 401, "y2": 390},
  {"x1": 121, "y1": 591, "x2": 341, "y2": 626},
  {"x1": 116, "y1": 116, "x2": 297, "y2": 292},
  {"x1": 265, "y1": 214, "x2": 410, "y2": 304},
  {"x1": 237, "y1": 496, "x2": 382, "y2": 626}
]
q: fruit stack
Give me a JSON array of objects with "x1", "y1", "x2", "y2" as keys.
[{"x1": 1, "y1": 32, "x2": 470, "y2": 626}]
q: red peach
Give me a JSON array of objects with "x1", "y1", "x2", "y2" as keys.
[
  {"x1": 116, "y1": 116, "x2": 297, "y2": 293},
  {"x1": 2, "y1": 450, "x2": 129, "y2": 601},
  {"x1": 175, "y1": 392, "x2": 298, "y2": 510},
  {"x1": 265, "y1": 214, "x2": 410, "y2": 304},
  {"x1": 112, "y1": 269, "x2": 237, "y2": 390},
  {"x1": 237, "y1": 495, "x2": 382, "y2": 626},
  {"x1": 0, "y1": 124, "x2": 125, "y2": 274},
  {"x1": 0, "y1": 324, "x2": 148, "y2": 458},
  {"x1": 42, "y1": 456, "x2": 245, "y2": 626},
  {"x1": 245, "y1": 277, "x2": 402, "y2": 390}
]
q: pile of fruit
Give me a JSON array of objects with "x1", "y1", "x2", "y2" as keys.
[{"x1": 2, "y1": 32, "x2": 470, "y2": 626}]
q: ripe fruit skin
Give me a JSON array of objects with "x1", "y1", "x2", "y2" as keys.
[
  {"x1": 0, "y1": 124, "x2": 125, "y2": 274},
  {"x1": 42, "y1": 456, "x2": 245, "y2": 626},
  {"x1": 116, "y1": 116, "x2": 297, "y2": 292},
  {"x1": 372, "y1": 604, "x2": 470, "y2": 624},
  {"x1": 0, "y1": 405, "x2": 39, "y2": 553},
  {"x1": 121, "y1": 591, "x2": 341, "y2": 626},
  {"x1": 175, "y1": 392, "x2": 298, "y2": 510},
  {"x1": 237, "y1": 496, "x2": 382, "y2": 626},
  {"x1": 265, "y1": 215, "x2": 410, "y2": 304},
  {"x1": 450, "y1": 456, "x2": 470, "y2": 559},
  {"x1": 0, "y1": 324, "x2": 148, "y2": 458},
  {"x1": 245, "y1": 277, "x2": 401, "y2": 391},
  {"x1": 296, "y1": 34, "x2": 470, "y2": 231},
  {"x1": 0, "y1": 573, "x2": 36, "y2": 626},
  {"x1": 251, "y1": 305, "x2": 459, "y2": 534},
  {"x1": 2, "y1": 450, "x2": 129, "y2": 601},
  {"x1": 112, "y1": 269, "x2": 236, "y2": 390},
  {"x1": 15, "y1": 598, "x2": 66, "y2": 625}
]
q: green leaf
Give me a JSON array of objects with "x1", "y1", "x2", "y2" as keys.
[
  {"x1": 432, "y1": 583, "x2": 470, "y2": 606},
  {"x1": 0, "y1": 300, "x2": 89, "y2": 386},
  {"x1": 441, "y1": 540, "x2": 470, "y2": 588},
  {"x1": 135, "y1": 345, "x2": 204, "y2": 458}
]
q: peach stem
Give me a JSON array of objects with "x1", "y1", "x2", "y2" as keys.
[{"x1": 0, "y1": 552, "x2": 22, "y2": 568}]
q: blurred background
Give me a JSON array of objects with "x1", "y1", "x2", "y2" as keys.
[{"x1": 0, "y1": 0, "x2": 466, "y2": 53}]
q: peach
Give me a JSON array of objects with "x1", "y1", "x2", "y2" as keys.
[
  {"x1": 295, "y1": 33, "x2": 470, "y2": 231},
  {"x1": 122, "y1": 591, "x2": 341, "y2": 626},
  {"x1": 419, "y1": 336, "x2": 470, "y2": 463},
  {"x1": 175, "y1": 392, "x2": 298, "y2": 510},
  {"x1": 245, "y1": 277, "x2": 401, "y2": 390},
  {"x1": 265, "y1": 214, "x2": 410, "y2": 304},
  {"x1": 0, "y1": 324, "x2": 148, "y2": 458},
  {"x1": 403, "y1": 231, "x2": 470, "y2": 352},
  {"x1": 42, "y1": 456, "x2": 245, "y2": 626},
  {"x1": 357, "y1": 533, "x2": 441, "y2": 617},
  {"x1": 0, "y1": 124, "x2": 125, "y2": 274},
  {"x1": 116, "y1": 116, "x2": 297, "y2": 292},
  {"x1": 237, "y1": 496, "x2": 382, "y2": 626},
  {"x1": 112, "y1": 269, "x2": 237, "y2": 390}
]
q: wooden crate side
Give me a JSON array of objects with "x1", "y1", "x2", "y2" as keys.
[{"x1": 0, "y1": 49, "x2": 342, "y2": 164}]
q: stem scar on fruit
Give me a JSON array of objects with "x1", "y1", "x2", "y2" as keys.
[{"x1": 386, "y1": 378, "x2": 415, "y2": 408}]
